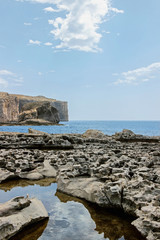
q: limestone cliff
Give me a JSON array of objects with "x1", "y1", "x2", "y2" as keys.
[
  {"x1": 19, "y1": 101, "x2": 60, "y2": 124},
  {"x1": 0, "y1": 92, "x2": 19, "y2": 123},
  {"x1": 0, "y1": 92, "x2": 68, "y2": 123}
]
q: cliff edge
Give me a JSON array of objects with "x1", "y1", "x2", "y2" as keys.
[{"x1": 0, "y1": 92, "x2": 68, "y2": 124}]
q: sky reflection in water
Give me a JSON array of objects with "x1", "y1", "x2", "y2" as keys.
[{"x1": 0, "y1": 179, "x2": 145, "y2": 240}]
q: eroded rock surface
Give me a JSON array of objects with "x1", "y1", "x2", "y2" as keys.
[
  {"x1": 0, "y1": 129, "x2": 160, "y2": 240},
  {"x1": 18, "y1": 101, "x2": 60, "y2": 124},
  {"x1": 0, "y1": 196, "x2": 48, "y2": 240}
]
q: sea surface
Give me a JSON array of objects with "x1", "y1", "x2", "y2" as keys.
[{"x1": 0, "y1": 120, "x2": 160, "y2": 136}]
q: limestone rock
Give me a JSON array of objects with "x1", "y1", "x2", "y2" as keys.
[
  {"x1": 18, "y1": 101, "x2": 60, "y2": 124},
  {"x1": 19, "y1": 119, "x2": 57, "y2": 125},
  {"x1": 114, "y1": 129, "x2": 160, "y2": 142},
  {"x1": 82, "y1": 129, "x2": 105, "y2": 138},
  {"x1": 0, "y1": 92, "x2": 19, "y2": 123},
  {"x1": 0, "y1": 129, "x2": 160, "y2": 240},
  {"x1": 28, "y1": 128, "x2": 49, "y2": 135},
  {"x1": 57, "y1": 177, "x2": 106, "y2": 205},
  {"x1": 0, "y1": 196, "x2": 48, "y2": 240}
]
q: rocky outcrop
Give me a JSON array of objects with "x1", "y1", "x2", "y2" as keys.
[
  {"x1": 0, "y1": 92, "x2": 68, "y2": 124},
  {"x1": 0, "y1": 129, "x2": 160, "y2": 240},
  {"x1": 0, "y1": 196, "x2": 48, "y2": 240},
  {"x1": 18, "y1": 101, "x2": 60, "y2": 124},
  {"x1": 114, "y1": 129, "x2": 159, "y2": 142},
  {"x1": 82, "y1": 129, "x2": 105, "y2": 138}
]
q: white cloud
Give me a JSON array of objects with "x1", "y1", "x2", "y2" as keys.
[
  {"x1": 43, "y1": 7, "x2": 60, "y2": 12},
  {"x1": 17, "y1": 0, "x2": 124, "y2": 52},
  {"x1": 24, "y1": 22, "x2": 32, "y2": 26},
  {"x1": 0, "y1": 70, "x2": 13, "y2": 88},
  {"x1": 114, "y1": 62, "x2": 160, "y2": 85},
  {"x1": 0, "y1": 69, "x2": 23, "y2": 88},
  {"x1": 44, "y1": 42, "x2": 53, "y2": 46},
  {"x1": 0, "y1": 70, "x2": 15, "y2": 76},
  {"x1": 29, "y1": 0, "x2": 56, "y2": 3},
  {"x1": 17, "y1": 0, "x2": 123, "y2": 52},
  {"x1": 110, "y1": 7, "x2": 124, "y2": 14},
  {"x1": 102, "y1": 30, "x2": 110, "y2": 34},
  {"x1": 29, "y1": 39, "x2": 41, "y2": 45},
  {"x1": 48, "y1": 0, "x2": 111, "y2": 52}
]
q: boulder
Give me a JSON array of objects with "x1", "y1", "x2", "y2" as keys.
[
  {"x1": 0, "y1": 196, "x2": 48, "y2": 240},
  {"x1": 114, "y1": 129, "x2": 135, "y2": 139},
  {"x1": 114, "y1": 129, "x2": 160, "y2": 142},
  {"x1": 82, "y1": 129, "x2": 105, "y2": 138},
  {"x1": 28, "y1": 128, "x2": 49, "y2": 134},
  {"x1": 18, "y1": 101, "x2": 60, "y2": 124}
]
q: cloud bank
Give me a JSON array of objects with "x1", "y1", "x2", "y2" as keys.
[
  {"x1": 17, "y1": 0, "x2": 124, "y2": 52},
  {"x1": 114, "y1": 62, "x2": 160, "y2": 85}
]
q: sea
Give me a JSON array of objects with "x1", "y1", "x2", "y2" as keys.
[{"x1": 0, "y1": 120, "x2": 159, "y2": 136}]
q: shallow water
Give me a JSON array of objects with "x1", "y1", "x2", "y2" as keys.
[{"x1": 0, "y1": 179, "x2": 145, "y2": 240}]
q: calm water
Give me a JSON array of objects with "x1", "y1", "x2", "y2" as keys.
[
  {"x1": 0, "y1": 120, "x2": 159, "y2": 136},
  {"x1": 0, "y1": 179, "x2": 145, "y2": 240}
]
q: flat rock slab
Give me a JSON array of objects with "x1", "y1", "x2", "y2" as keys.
[{"x1": 0, "y1": 196, "x2": 48, "y2": 240}]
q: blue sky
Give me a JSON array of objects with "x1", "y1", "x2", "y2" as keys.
[{"x1": 0, "y1": 0, "x2": 160, "y2": 120}]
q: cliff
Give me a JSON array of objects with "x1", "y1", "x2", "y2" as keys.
[{"x1": 0, "y1": 92, "x2": 68, "y2": 123}]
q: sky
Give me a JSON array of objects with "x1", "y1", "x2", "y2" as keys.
[{"x1": 0, "y1": 0, "x2": 160, "y2": 120}]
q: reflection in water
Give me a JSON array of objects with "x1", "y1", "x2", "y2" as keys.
[
  {"x1": 0, "y1": 179, "x2": 145, "y2": 240},
  {"x1": 0, "y1": 178, "x2": 56, "y2": 192},
  {"x1": 56, "y1": 192, "x2": 145, "y2": 240},
  {"x1": 10, "y1": 219, "x2": 49, "y2": 240}
]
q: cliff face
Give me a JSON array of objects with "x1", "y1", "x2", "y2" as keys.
[
  {"x1": 19, "y1": 101, "x2": 60, "y2": 124},
  {"x1": 0, "y1": 92, "x2": 68, "y2": 123},
  {"x1": 0, "y1": 93, "x2": 19, "y2": 123}
]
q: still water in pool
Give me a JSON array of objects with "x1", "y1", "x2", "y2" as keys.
[{"x1": 0, "y1": 179, "x2": 145, "y2": 240}]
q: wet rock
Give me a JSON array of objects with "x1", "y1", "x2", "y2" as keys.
[{"x1": 0, "y1": 196, "x2": 48, "y2": 240}]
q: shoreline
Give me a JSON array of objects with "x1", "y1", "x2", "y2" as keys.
[{"x1": 0, "y1": 123, "x2": 64, "y2": 126}]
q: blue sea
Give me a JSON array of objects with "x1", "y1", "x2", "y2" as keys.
[{"x1": 0, "y1": 120, "x2": 159, "y2": 136}]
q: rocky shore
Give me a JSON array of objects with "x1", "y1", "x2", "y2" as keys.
[{"x1": 0, "y1": 129, "x2": 160, "y2": 240}]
